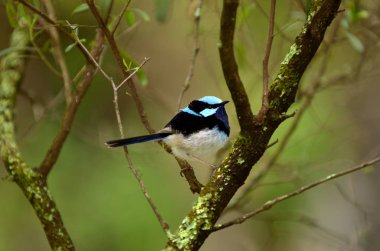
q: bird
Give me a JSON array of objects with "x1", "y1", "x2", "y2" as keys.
[{"x1": 105, "y1": 96, "x2": 230, "y2": 166}]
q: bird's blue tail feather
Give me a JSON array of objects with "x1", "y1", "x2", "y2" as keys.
[{"x1": 105, "y1": 133, "x2": 172, "y2": 147}]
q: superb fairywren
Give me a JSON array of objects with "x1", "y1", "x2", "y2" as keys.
[{"x1": 106, "y1": 96, "x2": 230, "y2": 165}]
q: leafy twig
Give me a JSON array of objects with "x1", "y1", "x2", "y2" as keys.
[{"x1": 17, "y1": 0, "x2": 93, "y2": 63}]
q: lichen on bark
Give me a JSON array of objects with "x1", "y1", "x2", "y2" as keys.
[{"x1": 0, "y1": 15, "x2": 75, "y2": 251}]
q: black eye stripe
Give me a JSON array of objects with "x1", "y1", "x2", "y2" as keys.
[{"x1": 188, "y1": 100, "x2": 222, "y2": 113}]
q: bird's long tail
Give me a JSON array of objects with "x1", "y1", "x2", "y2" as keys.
[{"x1": 105, "y1": 132, "x2": 172, "y2": 147}]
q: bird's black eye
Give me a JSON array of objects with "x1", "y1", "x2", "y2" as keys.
[{"x1": 208, "y1": 103, "x2": 220, "y2": 109}]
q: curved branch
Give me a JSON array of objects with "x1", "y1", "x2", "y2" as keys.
[{"x1": 218, "y1": 0, "x2": 255, "y2": 133}]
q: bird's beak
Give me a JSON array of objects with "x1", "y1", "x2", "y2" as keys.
[{"x1": 221, "y1": 100, "x2": 229, "y2": 106}]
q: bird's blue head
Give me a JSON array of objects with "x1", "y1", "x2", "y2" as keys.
[
  {"x1": 181, "y1": 96, "x2": 228, "y2": 117},
  {"x1": 181, "y1": 96, "x2": 230, "y2": 133}
]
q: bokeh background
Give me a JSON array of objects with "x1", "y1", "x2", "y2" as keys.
[{"x1": 1, "y1": 0, "x2": 380, "y2": 250}]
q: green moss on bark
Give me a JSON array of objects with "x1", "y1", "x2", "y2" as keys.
[{"x1": 0, "y1": 14, "x2": 74, "y2": 251}]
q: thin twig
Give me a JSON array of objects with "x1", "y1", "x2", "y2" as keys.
[
  {"x1": 252, "y1": 0, "x2": 292, "y2": 42},
  {"x1": 177, "y1": 0, "x2": 203, "y2": 111},
  {"x1": 72, "y1": 33, "x2": 170, "y2": 236},
  {"x1": 86, "y1": 0, "x2": 155, "y2": 133},
  {"x1": 114, "y1": 91, "x2": 171, "y2": 237},
  {"x1": 41, "y1": 0, "x2": 72, "y2": 105},
  {"x1": 213, "y1": 155, "x2": 380, "y2": 231},
  {"x1": 111, "y1": 0, "x2": 132, "y2": 35},
  {"x1": 266, "y1": 139, "x2": 278, "y2": 149},
  {"x1": 28, "y1": 26, "x2": 62, "y2": 77},
  {"x1": 104, "y1": 0, "x2": 114, "y2": 24},
  {"x1": 258, "y1": 0, "x2": 276, "y2": 120}
]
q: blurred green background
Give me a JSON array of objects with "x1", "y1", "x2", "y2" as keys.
[{"x1": 1, "y1": 0, "x2": 380, "y2": 250}]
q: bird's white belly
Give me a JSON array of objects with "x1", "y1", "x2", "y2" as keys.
[{"x1": 163, "y1": 127, "x2": 228, "y2": 163}]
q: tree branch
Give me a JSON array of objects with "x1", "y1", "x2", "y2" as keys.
[
  {"x1": 218, "y1": 0, "x2": 255, "y2": 133},
  {"x1": 166, "y1": 0, "x2": 341, "y2": 249},
  {"x1": 0, "y1": 15, "x2": 74, "y2": 250},
  {"x1": 213, "y1": 155, "x2": 380, "y2": 231},
  {"x1": 39, "y1": 30, "x2": 106, "y2": 176}
]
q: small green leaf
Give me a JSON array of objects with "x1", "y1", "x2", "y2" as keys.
[
  {"x1": 346, "y1": 32, "x2": 364, "y2": 52},
  {"x1": 357, "y1": 10, "x2": 369, "y2": 20},
  {"x1": 72, "y1": 3, "x2": 89, "y2": 15},
  {"x1": 65, "y1": 42, "x2": 77, "y2": 53},
  {"x1": 133, "y1": 8, "x2": 150, "y2": 22},
  {"x1": 124, "y1": 10, "x2": 136, "y2": 26},
  {"x1": 120, "y1": 49, "x2": 149, "y2": 86},
  {"x1": 122, "y1": 58, "x2": 129, "y2": 69},
  {"x1": 136, "y1": 70, "x2": 148, "y2": 87}
]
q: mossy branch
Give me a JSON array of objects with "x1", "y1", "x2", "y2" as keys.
[
  {"x1": 0, "y1": 17, "x2": 75, "y2": 250},
  {"x1": 165, "y1": 0, "x2": 341, "y2": 250}
]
